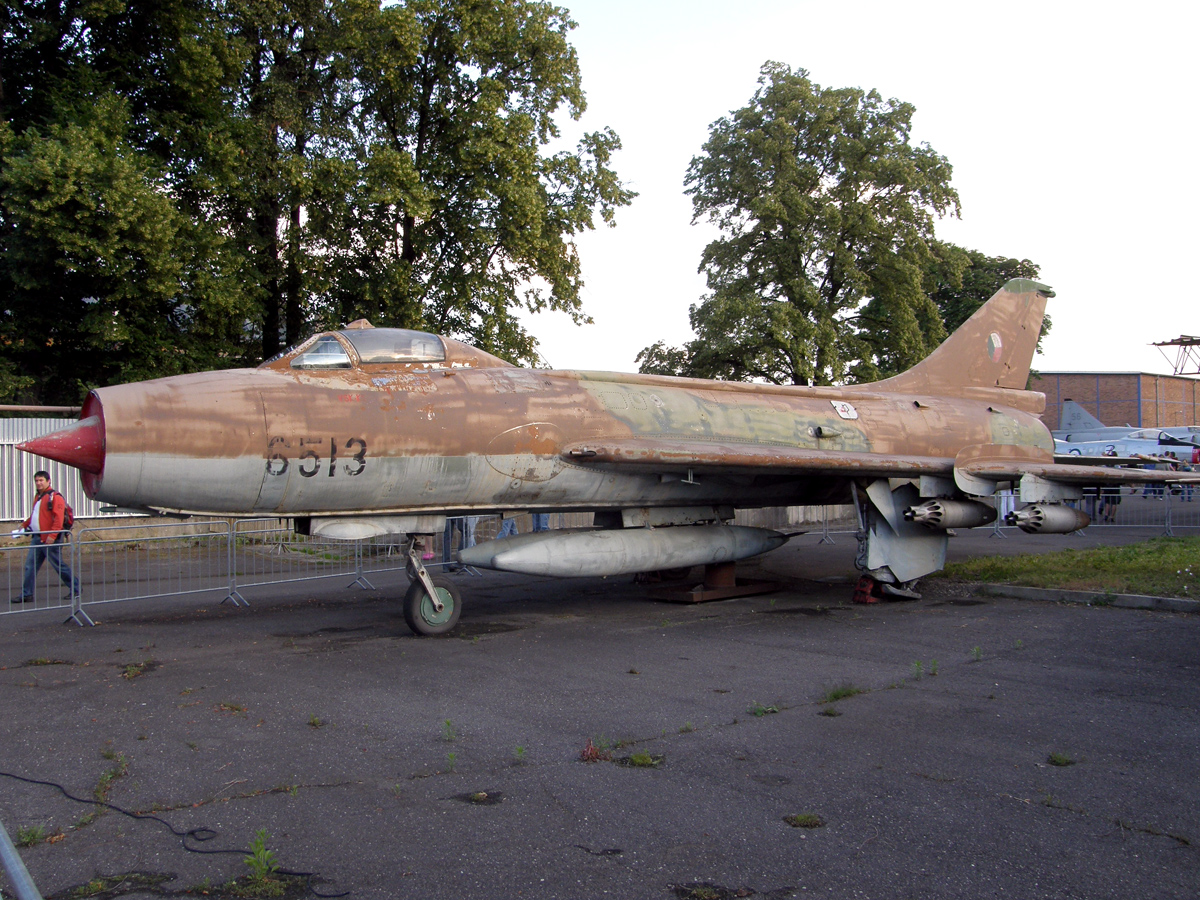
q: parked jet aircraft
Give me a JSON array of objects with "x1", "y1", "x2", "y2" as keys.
[
  {"x1": 20, "y1": 279, "x2": 1199, "y2": 634},
  {"x1": 1055, "y1": 399, "x2": 1200, "y2": 444},
  {"x1": 1055, "y1": 432, "x2": 1200, "y2": 462}
]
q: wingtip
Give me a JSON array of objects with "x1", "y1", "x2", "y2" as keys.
[{"x1": 1002, "y1": 278, "x2": 1055, "y2": 298}]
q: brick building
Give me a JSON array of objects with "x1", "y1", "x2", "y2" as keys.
[{"x1": 1031, "y1": 372, "x2": 1200, "y2": 431}]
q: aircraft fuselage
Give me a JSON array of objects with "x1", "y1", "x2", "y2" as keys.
[{"x1": 79, "y1": 355, "x2": 1052, "y2": 518}]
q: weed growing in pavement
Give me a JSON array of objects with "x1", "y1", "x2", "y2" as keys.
[
  {"x1": 74, "y1": 751, "x2": 129, "y2": 829},
  {"x1": 820, "y1": 684, "x2": 865, "y2": 704},
  {"x1": 748, "y1": 702, "x2": 779, "y2": 717},
  {"x1": 65, "y1": 874, "x2": 171, "y2": 897},
  {"x1": 970, "y1": 646, "x2": 983, "y2": 662},
  {"x1": 16, "y1": 824, "x2": 46, "y2": 847},
  {"x1": 94, "y1": 752, "x2": 128, "y2": 801},
  {"x1": 818, "y1": 706, "x2": 842, "y2": 717},
  {"x1": 227, "y1": 828, "x2": 303, "y2": 896},
  {"x1": 245, "y1": 829, "x2": 279, "y2": 880},
  {"x1": 929, "y1": 659, "x2": 939, "y2": 676},
  {"x1": 1048, "y1": 752, "x2": 1075, "y2": 767},
  {"x1": 912, "y1": 661, "x2": 924, "y2": 680},
  {"x1": 1112, "y1": 817, "x2": 1191, "y2": 845},
  {"x1": 1041, "y1": 792, "x2": 1085, "y2": 813},
  {"x1": 579, "y1": 737, "x2": 613, "y2": 763},
  {"x1": 445, "y1": 752, "x2": 457, "y2": 772},
  {"x1": 308, "y1": 715, "x2": 325, "y2": 729},
  {"x1": 616, "y1": 752, "x2": 663, "y2": 768},
  {"x1": 784, "y1": 813, "x2": 825, "y2": 828},
  {"x1": 514, "y1": 745, "x2": 526, "y2": 763},
  {"x1": 680, "y1": 722, "x2": 695, "y2": 733},
  {"x1": 121, "y1": 660, "x2": 151, "y2": 679},
  {"x1": 442, "y1": 719, "x2": 457, "y2": 742}
]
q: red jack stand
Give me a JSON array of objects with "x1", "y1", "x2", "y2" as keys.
[{"x1": 852, "y1": 575, "x2": 885, "y2": 604}]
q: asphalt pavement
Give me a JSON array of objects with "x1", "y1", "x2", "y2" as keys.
[{"x1": 1, "y1": 527, "x2": 1198, "y2": 899}]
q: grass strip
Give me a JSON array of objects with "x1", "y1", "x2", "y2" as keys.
[{"x1": 935, "y1": 536, "x2": 1200, "y2": 598}]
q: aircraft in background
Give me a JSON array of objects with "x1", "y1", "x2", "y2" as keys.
[
  {"x1": 1055, "y1": 432, "x2": 1200, "y2": 462},
  {"x1": 20, "y1": 280, "x2": 1199, "y2": 635},
  {"x1": 1055, "y1": 399, "x2": 1200, "y2": 444}
]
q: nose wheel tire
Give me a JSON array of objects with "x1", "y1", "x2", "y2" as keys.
[{"x1": 403, "y1": 576, "x2": 462, "y2": 636}]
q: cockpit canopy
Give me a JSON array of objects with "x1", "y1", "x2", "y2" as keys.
[
  {"x1": 288, "y1": 329, "x2": 446, "y2": 369},
  {"x1": 1125, "y1": 428, "x2": 1200, "y2": 446},
  {"x1": 260, "y1": 322, "x2": 514, "y2": 372}
]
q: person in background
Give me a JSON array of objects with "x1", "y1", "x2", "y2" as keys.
[
  {"x1": 12, "y1": 470, "x2": 79, "y2": 604},
  {"x1": 531, "y1": 513, "x2": 550, "y2": 532},
  {"x1": 443, "y1": 516, "x2": 478, "y2": 571}
]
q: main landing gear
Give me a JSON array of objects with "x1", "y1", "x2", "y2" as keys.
[{"x1": 403, "y1": 540, "x2": 462, "y2": 636}]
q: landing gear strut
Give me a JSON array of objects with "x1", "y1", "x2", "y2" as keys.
[{"x1": 403, "y1": 540, "x2": 463, "y2": 636}]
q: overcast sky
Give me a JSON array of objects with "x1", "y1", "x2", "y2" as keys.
[{"x1": 521, "y1": 0, "x2": 1199, "y2": 381}]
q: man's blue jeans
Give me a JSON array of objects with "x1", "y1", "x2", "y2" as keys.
[{"x1": 22, "y1": 537, "x2": 78, "y2": 599}]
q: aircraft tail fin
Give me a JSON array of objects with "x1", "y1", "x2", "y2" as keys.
[
  {"x1": 1059, "y1": 400, "x2": 1106, "y2": 431},
  {"x1": 869, "y1": 278, "x2": 1053, "y2": 397}
]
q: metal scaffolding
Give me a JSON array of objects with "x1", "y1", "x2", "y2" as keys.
[{"x1": 1153, "y1": 335, "x2": 1200, "y2": 375}]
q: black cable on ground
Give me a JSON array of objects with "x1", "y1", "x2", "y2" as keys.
[{"x1": 0, "y1": 770, "x2": 349, "y2": 897}]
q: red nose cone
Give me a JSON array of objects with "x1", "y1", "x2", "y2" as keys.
[{"x1": 17, "y1": 414, "x2": 106, "y2": 474}]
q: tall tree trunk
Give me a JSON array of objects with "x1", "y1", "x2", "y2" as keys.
[
  {"x1": 284, "y1": 202, "x2": 303, "y2": 346},
  {"x1": 258, "y1": 203, "x2": 282, "y2": 360}
]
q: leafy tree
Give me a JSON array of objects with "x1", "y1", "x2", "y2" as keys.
[
  {"x1": 0, "y1": 1, "x2": 255, "y2": 403},
  {"x1": 925, "y1": 241, "x2": 1045, "y2": 336},
  {"x1": 319, "y1": 0, "x2": 634, "y2": 364},
  {"x1": 217, "y1": 0, "x2": 372, "y2": 359},
  {"x1": 0, "y1": 0, "x2": 632, "y2": 403},
  {"x1": 639, "y1": 62, "x2": 960, "y2": 385},
  {"x1": 216, "y1": 0, "x2": 634, "y2": 363}
]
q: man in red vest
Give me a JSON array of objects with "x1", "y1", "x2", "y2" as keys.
[{"x1": 12, "y1": 470, "x2": 79, "y2": 604}]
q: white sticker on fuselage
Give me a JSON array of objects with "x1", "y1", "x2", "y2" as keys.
[{"x1": 831, "y1": 400, "x2": 859, "y2": 420}]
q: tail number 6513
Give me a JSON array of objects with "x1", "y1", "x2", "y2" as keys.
[{"x1": 266, "y1": 437, "x2": 367, "y2": 477}]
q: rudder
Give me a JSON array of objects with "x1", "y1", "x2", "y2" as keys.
[
  {"x1": 869, "y1": 278, "x2": 1053, "y2": 396},
  {"x1": 1059, "y1": 400, "x2": 1107, "y2": 432}
]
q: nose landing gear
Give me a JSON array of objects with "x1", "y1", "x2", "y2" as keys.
[{"x1": 403, "y1": 540, "x2": 463, "y2": 636}]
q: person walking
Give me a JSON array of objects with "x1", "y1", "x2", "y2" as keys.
[
  {"x1": 12, "y1": 470, "x2": 79, "y2": 604},
  {"x1": 443, "y1": 516, "x2": 478, "y2": 571}
]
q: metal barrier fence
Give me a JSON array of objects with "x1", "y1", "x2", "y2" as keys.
[
  {"x1": 0, "y1": 513, "x2": 585, "y2": 624},
  {"x1": 990, "y1": 485, "x2": 1200, "y2": 536},
  {"x1": 2, "y1": 497, "x2": 1197, "y2": 625},
  {"x1": 1, "y1": 533, "x2": 80, "y2": 619}
]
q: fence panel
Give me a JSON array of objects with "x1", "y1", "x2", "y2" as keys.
[
  {"x1": 232, "y1": 519, "x2": 409, "y2": 590},
  {"x1": 69, "y1": 521, "x2": 234, "y2": 608},
  {"x1": 0, "y1": 534, "x2": 78, "y2": 616},
  {"x1": 990, "y1": 486, "x2": 1196, "y2": 534}
]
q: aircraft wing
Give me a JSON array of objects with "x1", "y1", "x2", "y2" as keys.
[
  {"x1": 1052, "y1": 453, "x2": 1181, "y2": 468},
  {"x1": 564, "y1": 438, "x2": 1200, "y2": 489},
  {"x1": 954, "y1": 443, "x2": 1200, "y2": 491},
  {"x1": 564, "y1": 438, "x2": 953, "y2": 478}
]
